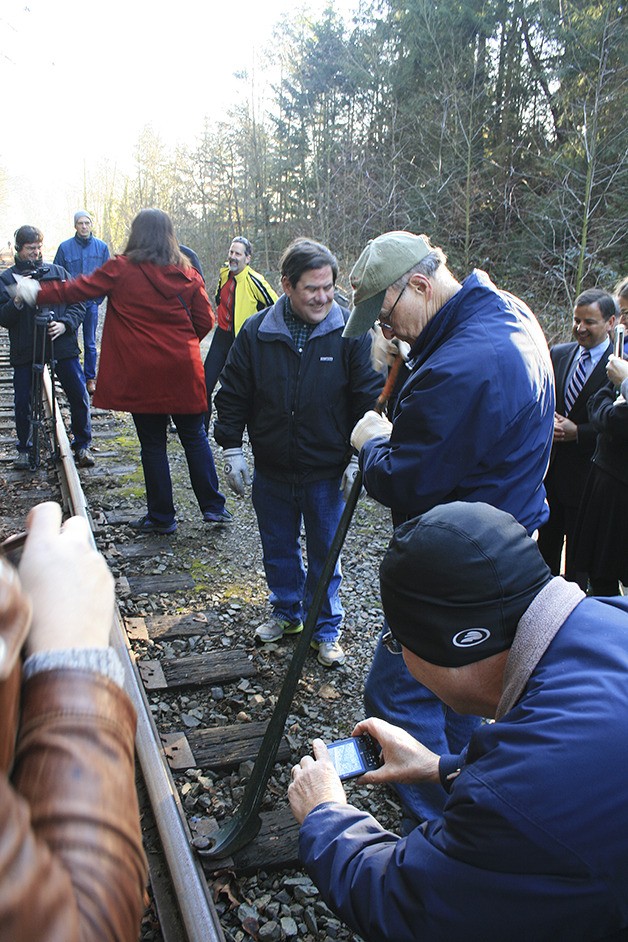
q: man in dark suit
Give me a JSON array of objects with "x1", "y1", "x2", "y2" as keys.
[{"x1": 538, "y1": 288, "x2": 616, "y2": 587}]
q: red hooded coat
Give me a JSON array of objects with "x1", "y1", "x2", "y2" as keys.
[{"x1": 38, "y1": 255, "x2": 213, "y2": 413}]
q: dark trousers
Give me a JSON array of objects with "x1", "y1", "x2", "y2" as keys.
[
  {"x1": 132, "y1": 413, "x2": 225, "y2": 525},
  {"x1": 537, "y1": 489, "x2": 588, "y2": 590},
  {"x1": 13, "y1": 358, "x2": 91, "y2": 453},
  {"x1": 203, "y1": 327, "x2": 234, "y2": 427}
]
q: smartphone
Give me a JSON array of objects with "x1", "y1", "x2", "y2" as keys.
[
  {"x1": 614, "y1": 324, "x2": 625, "y2": 359},
  {"x1": 326, "y1": 733, "x2": 381, "y2": 781}
]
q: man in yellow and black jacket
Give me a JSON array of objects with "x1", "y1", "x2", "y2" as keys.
[{"x1": 204, "y1": 236, "x2": 277, "y2": 424}]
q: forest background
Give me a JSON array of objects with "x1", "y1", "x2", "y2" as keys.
[{"x1": 2, "y1": 0, "x2": 626, "y2": 342}]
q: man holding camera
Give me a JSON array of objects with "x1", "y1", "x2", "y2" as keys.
[
  {"x1": 0, "y1": 225, "x2": 94, "y2": 469},
  {"x1": 289, "y1": 501, "x2": 628, "y2": 941}
]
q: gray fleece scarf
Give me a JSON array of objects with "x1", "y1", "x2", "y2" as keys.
[{"x1": 496, "y1": 577, "x2": 585, "y2": 721}]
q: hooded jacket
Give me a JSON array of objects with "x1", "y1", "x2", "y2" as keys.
[{"x1": 37, "y1": 255, "x2": 213, "y2": 413}]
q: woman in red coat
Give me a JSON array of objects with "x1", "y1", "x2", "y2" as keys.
[{"x1": 27, "y1": 209, "x2": 230, "y2": 533}]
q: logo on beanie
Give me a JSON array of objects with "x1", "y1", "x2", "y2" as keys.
[{"x1": 452, "y1": 628, "x2": 491, "y2": 648}]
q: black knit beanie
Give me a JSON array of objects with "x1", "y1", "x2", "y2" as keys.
[{"x1": 380, "y1": 502, "x2": 552, "y2": 666}]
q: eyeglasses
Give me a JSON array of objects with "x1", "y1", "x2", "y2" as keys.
[
  {"x1": 381, "y1": 629, "x2": 403, "y2": 655},
  {"x1": 378, "y1": 283, "x2": 406, "y2": 332}
]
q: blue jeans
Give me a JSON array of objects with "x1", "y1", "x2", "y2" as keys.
[
  {"x1": 81, "y1": 300, "x2": 99, "y2": 380},
  {"x1": 364, "y1": 626, "x2": 482, "y2": 822},
  {"x1": 132, "y1": 413, "x2": 225, "y2": 525},
  {"x1": 251, "y1": 470, "x2": 344, "y2": 643},
  {"x1": 13, "y1": 358, "x2": 91, "y2": 453}
]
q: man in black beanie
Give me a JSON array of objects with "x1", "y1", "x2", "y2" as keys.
[{"x1": 288, "y1": 502, "x2": 628, "y2": 942}]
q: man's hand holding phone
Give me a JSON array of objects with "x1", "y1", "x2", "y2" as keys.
[
  {"x1": 288, "y1": 720, "x2": 443, "y2": 826},
  {"x1": 351, "y1": 718, "x2": 441, "y2": 786}
]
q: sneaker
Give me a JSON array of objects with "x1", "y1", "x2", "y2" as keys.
[
  {"x1": 311, "y1": 639, "x2": 346, "y2": 667},
  {"x1": 255, "y1": 617, "x2": 304, "y2": 644},
  {"x1": 13, "y1": 452, "x2": 31, "y2": 470},
  {"x1": 203, "y1": 509, "x2": 233, "y2": 525},
  {"x1": 131, "y1": 514, "x2": 177, "y2": 535},
  {"x1": 75, "y1": 448, "x2": 95, "y2": 468}
]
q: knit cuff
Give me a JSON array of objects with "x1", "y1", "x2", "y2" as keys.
[{"x1": 23, "y1": 648, "x2": 125, "y2": 688}]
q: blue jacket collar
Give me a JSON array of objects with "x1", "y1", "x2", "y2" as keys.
[{"x1": 409, "y1": 269, "x2": 493, "y2": 365}]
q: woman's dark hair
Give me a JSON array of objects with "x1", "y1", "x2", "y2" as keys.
[
  {"x1": 280, "y1": 238, "x2": 338, "y2": 287},
  {"x1": 123, "y1": 209, "x2": 189, "y2": 268}
]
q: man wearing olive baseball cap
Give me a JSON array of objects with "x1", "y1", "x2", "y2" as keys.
[
  {"x1": 288, "y1": 501, "x2": 628, "y2": 942},
  {"x1": 344, "y1": 230, "x2": 555, "y2": 824},
  {"x1": 343, "y1": 231, "x2": 435, "y2": 338}
]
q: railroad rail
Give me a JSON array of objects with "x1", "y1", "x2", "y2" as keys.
[
  {"x1": 0, "y1": 332, "x2": 223, "y2": 942},
  {"x1": 0, "y1": 329, "x2": 394, "y2": 942}
]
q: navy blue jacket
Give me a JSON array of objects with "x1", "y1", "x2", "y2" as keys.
[
  {"x1": 54, "y1": 234, "x2": 110, "y2": 305},
  {"x1": 361, "y1": 270, "x2": 554, "y2": 533},
  {"x1": 0, "y1": 264, "x2": 85, "y2": 365},
  {"x1": 300, "y1": 595, "x2": 628, "y2": 941},
  {"x1": 214, "y1": 295, "x2": 383, "y2": 482}
]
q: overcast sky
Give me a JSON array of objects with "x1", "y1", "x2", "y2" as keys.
[{"x1": 1, "y1": 0, "x2": 355, "y2": 248}]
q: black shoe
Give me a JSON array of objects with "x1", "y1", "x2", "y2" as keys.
[
  {"x1": 203, "y1": 509, "x2": 233, "y2": 525},
  {"x1": 75, "y1": 448, "x2": 95, "y2": 468},
  {"x1": 131, "y1": 515, "x2": 177, "y2": 535}
]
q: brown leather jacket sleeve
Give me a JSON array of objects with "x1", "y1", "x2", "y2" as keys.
[{"x1": 0, "y1": 668, "x2": 148, "y2": 941}]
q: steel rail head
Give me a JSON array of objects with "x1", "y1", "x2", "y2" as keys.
[{"x1": 199, "y1": 467, "x2": 363, "y2": 861}]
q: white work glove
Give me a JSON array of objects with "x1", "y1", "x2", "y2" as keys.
[
  {"x1": 13, "y1": 275, "x2": 41, "y2": 308},
  {"x1": 371, "y1": 324, "x2": 411, "y2": 373},
  {"x1": 351, "y1": 410, "x2": 393, "y2": 452},
  {"x1": 223, "y1": 447, "x2": 251, "y2": 497},
  {"x1": 340, "y1": 454, "x2": 361, "y2": 502}
]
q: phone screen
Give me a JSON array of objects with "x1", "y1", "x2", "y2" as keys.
[{"x1": 328, "y1": 739, "x2": 365, "y2": 779}]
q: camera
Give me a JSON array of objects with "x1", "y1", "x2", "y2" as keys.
[
  {"x1": 26, "y1": 265, "x2": 50, "y2": 282},
  {"x1": 326, "y1": 733, "x2": 381, "y2": 781}
]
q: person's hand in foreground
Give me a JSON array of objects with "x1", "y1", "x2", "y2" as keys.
[
  {"x1": 352, "y1": 717, "x2": 441, "y2": 786},
  {"x1": 288, "y1": 738, "x2": 347, "y2": 824},
  {"x1": 18, "y1": 501, "x2": 114, "y2": 655}
]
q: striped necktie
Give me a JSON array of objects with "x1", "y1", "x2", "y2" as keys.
[{"x1": 564, "y1": 348, "x2": 591, "y2": 415}]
